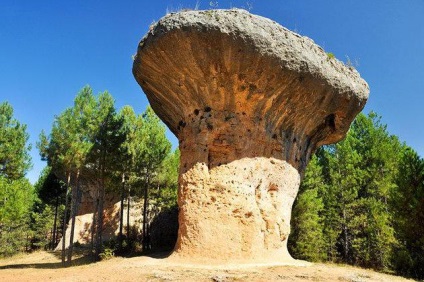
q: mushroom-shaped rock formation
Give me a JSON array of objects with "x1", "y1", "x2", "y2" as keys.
[{"x1": 133, "y1": 9, "x2": 369, "y2": 263}]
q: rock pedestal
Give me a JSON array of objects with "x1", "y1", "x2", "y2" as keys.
[
  {"x1": 174, "y1": 111, "x2": 301, "y2": 262},
  {"x1": 177, "y1": 156, "x2": 299, "y2": 262},
  {"x1": 132, "y1": 9, "x2": 369, "y2": 263}
]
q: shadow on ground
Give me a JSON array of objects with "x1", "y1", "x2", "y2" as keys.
[
  {"x1": 0, "y1": 249, "x2": 173, "y2": 270},
  {"x1": 140, "y1": 250, "x2": 172, "y2": 259},
  {"x1": 0, "y1": 250, "x2": 95, "y2": 269}
]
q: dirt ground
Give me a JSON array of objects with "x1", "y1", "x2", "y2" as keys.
[{"x1": 0, "y1": 251, "x2": 413, "y2": 282}]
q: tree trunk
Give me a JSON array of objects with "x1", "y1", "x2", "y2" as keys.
[
  {"x1": 52, "y1": 195, "x2": 59, "y2": 249},
  {"x1": 61, "y1": 172, "x2": 71, "y2": 266},
  {"x1": 126, "y1": 185, "x2": 131, "y2": 240},
  {"x1": 342, "y1": 207, "x2": 349, "y2": 262},
  {"x1": 118, "y1": 173, "x2": 125, "y2": 251},
  {"x1": 67, "y1": 170, "x2": 80, "y2": 265},
  {"x1": 95, "y1": 164, "x2": 106, "y2": 258},
  {"x1": 91, "y1": 195, "x2": 98, "y2": 252},
  {"x1": 142, "y1": 174, "x2": 150, "y2": 251}
]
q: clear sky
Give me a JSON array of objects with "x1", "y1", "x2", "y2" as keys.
[{"x1": 1, "y1": 1, "x2": 423, "y2": 184}]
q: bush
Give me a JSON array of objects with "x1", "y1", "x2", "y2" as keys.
[{"x1": 99, "y1": 247, "x2": 114, "y2": 260}]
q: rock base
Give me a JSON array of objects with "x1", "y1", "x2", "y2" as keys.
[{"x1": 174, "y1": 157, "x2": 300, "y2": 263}]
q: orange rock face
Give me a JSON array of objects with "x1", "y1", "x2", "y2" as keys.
[
  {"x1": 176, "y1": 156, "x2": 299, "y2": 262},
  {"x1": 133, "y1": 9, "x2": 369, "y2": 262},
  {"x1": 55, "y1": 189, "x2": 122, "y2": 250}
]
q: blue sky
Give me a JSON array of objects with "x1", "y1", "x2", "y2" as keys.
[{"x1": 1, "y1": 1, "x2": 423, "y2": 184}]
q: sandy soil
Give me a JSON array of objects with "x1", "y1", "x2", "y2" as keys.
[{"x1": 0, "y1": 251, "x2": 413, "y2": 282}]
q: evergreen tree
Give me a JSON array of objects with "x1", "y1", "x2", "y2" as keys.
[
  {"x1": 153, "y1": 149, "x2": 180, "y2": 210},
  {"x1": 116, "y1": 105, "x2": 138, "y2": 249},
  {"x1": 30, "y1": 204, "x2": 56, "y2": 250},
  {"x1": 33, "y1": 166, "x2": 65, "y2": 249},
  {"x1": 0, "y1": 102, "x2": 32, "y2": 179},
  {"x1": 0, "y1": 102, "x2": 34, "y2": 257},
  {"x1": 88, "y1": 91, "x2": 125, "y2": 258},
  {"x1": 289, "y1": 155, "x2": 327, "y2": 261},
  {"x1": 392, "y1": 148, "x2": 424, "y2": 278},
  {"x1": 37, "y1": 86, "x2": 97, "y2": 265},
  {"x1": 296, "y1": 112, "x2": 402, "y2": 270},
  {"x1": 0, "y1": 174, "x2": 34, "y2": 256},
  {"x1": 325, "y1": 130, "x2": 363, "y2": 263},
  {"x1": 347, "y1": 113, "x2": 401, "y2": 269},
  {"x1": 134, "y1": 106, "x2": 171, "y2": 250}
]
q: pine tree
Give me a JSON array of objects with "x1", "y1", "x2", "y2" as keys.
[
  {"x1": 316, "y1": 113, "x2": 401, "y2": 269},
  {"x1": 0, "y1": 102, "x2": 34, "y2": 257},
  {"x1": 37, "y1": 86, "x2": 97, "y2": 265},
  {"x1": 153, "y1": 149, "x2": 180, "y2": 210},
  {"x1": 0, "y1": 102, "x2": 32, "y2": 179},
  {"x1": 116, "y1": 106, "x2": 138, "y2": 250},
  {"x1": 0, "y1": 177, "x2": 34, "y2": 256},
  {"x1": 33, "y1": 166, "x2": 65, "y2": 249},
  {"x1": 289, "y1": 155, "x2": 327, "y2": 261},
  {"x1": 347, "y1": 113, "x2": 401, "y2": 269},
  {"x1": 135, "y1": 106, "x2": 171, "y2": 251},
  {"x1": 325, "y1": 131, "x2": 363, "y2": 263},
  {"x1": 88, "y1": 91, "x2": 125, "y2": 258},
  {"x1": 392, "y1": 148, "x2": 424, "y2": 278}
]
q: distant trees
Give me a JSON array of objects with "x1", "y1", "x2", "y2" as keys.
[
  {"x1": 289, "y1": 112, "x2": 424, "y2": 279},
  {"x1": 38, "y1": 86, "x2": 100, "y2": 265},
  {"x1": 0, "y1": 102, "x2": 34, "y2": 256},
  {"x1": 32, "y1": 166, "x2": 65, "y2": 250},
  {"x1": 0, "y1": 90, "x2": 179, "y2": 261},
  {"x1": 289, "y1": 155, "x2": 327, "y2": 262},
  {"x1": 391, "y1": 148, "x2": 424, "y2": 278},
  {"x1": 116, "y1": 105, "x2": 173, "y2": 252},
  {"x1": 0, "y1": 102, "x2": 32, "y2": 179},
  {"x1": 0, "y1": 177, "x2": 34, "y2": 256},
  {"x1": 37, "y1": 85, "x2": 177, "y2": 264},
  {"x1": 137, "y1": 107, "x2": 171, "y2": 250}
]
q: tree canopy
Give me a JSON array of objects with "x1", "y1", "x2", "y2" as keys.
[
  {"x1": 0, "y1": 102, "x2": 34, "y2": 256},
  {"x1": 289, "y1": 112, "x2": 424, "y2": 279},
  {"x1": 0, "y1": 102, "x2": 31, "y2": 179}
]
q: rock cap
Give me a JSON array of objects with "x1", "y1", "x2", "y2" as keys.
[{"x1": 133, "y1": 9, "x2": 369, "y2": 170}]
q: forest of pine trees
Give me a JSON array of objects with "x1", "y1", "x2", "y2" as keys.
[
  {"x1": 1, "y1": 86, "x2": 179, "y2": 266},
  {"x1": 289, "y1": 112, "x2": 424, "y2": 279},
  {"x1": 1, "y1": 87, "x2": 423, "y2": 278}
]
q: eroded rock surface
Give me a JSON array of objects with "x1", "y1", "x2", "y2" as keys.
[
  {"x1": 55, "y1": 188, "x2": 143, "y2": 250},
  {"x1": 133, "y1": 9, "x2": 369, "y2": 263},
  {"x1": 175, "y1": 156, "x2": 299, "y2": 262}
]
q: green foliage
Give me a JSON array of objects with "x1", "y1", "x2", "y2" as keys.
[
  {"x1": 30, "y1": 204, "x2": 55, "y2": 249},
  {"x1": 0, "y1": 102, "x2": 34, "y2": 257},
  {"x1": 326, "y1": 52, "x2": 335, "y2": 60},
  {"x1": 99, "y1": 247, "x2": 114, "y2": 260},
  {"x1": 292, "y1": 112, "x2": 404, "y2": 272},
  {"x1": 153, "y1": 149, "x2": 180, "y2": 209},
  {"x1": 38, "y1": 86, "x2": 97, "y2": 178},
  {"x1": 37, "y1": 86, "x2": 178, "y2": 260},
  {"x1": 291, "y1": 111, "x2": 424, "y2": 278},
  {"x1": 138, "y1": 106, "x2": 172, "y2": 174},
  {"x1": 1, "y1": 89, "x2": 179, "y2": 260},
  {"x1": 289, "y1": 155, "x2": 327, "y2": 262},
  {"x1": 0, "y1": 177, "x2": 34, "y2": 256},
  {"x1": 34, "y1": 166, "x2": 65, "y2": 205},
  {"x1": 391, "y1": 148, "x2": 424, "y2": 278},
  {"x1": 0, "y1": 102, "x2": 32, "y2": 179}
]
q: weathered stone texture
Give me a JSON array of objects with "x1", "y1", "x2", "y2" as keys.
[
  {"x1": 55, "y1": 188, "x2": 141, "y2": 250},
  {"x1": 133, "y1": 9, "x2": 369, "y2": 263},
  {"x1": 175, "y1": 156, "x2": 299, "y2": 262}
]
